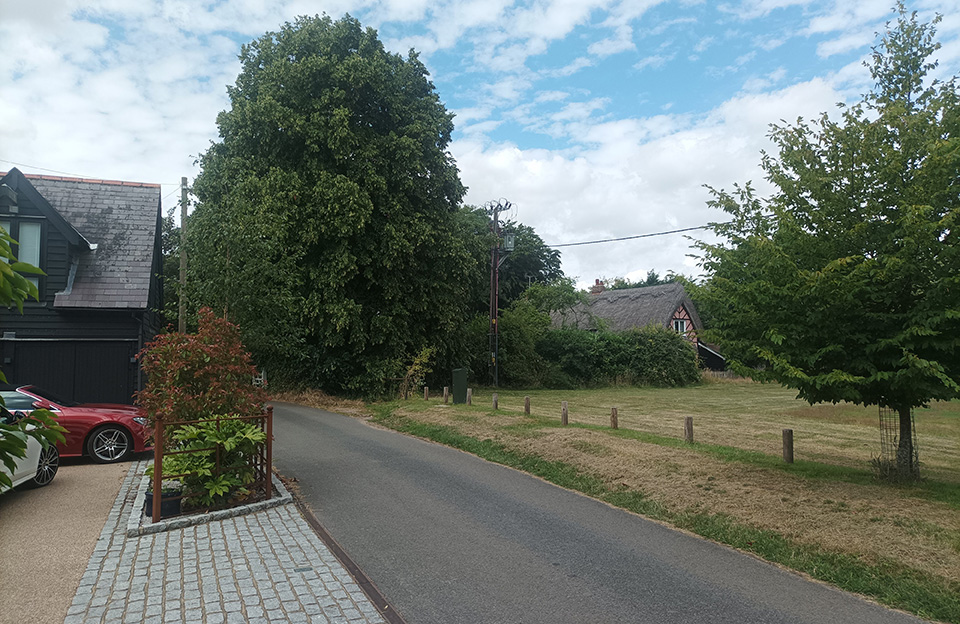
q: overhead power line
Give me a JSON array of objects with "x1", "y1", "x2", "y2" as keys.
[{"x1": 547, "y1": 224, "x2": 713, "y2": 248}]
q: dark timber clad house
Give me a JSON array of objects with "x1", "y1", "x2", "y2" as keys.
[
  {"x1": 555, "y1": 281, "x2": 726, "y2": 370},
  {"x1": 0, "y1": 168, "x2": 163, "y2": 404}
]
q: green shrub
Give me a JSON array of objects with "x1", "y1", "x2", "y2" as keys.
[
  {"x1": 537, "y1": 326, "x2": 699, "y2": 388},
  {"x1": 151, "y1": 416, "x2": 267, "y2": 508}
]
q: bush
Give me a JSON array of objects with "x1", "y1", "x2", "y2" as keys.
[
  {"x1": 155, "y1": 416, "x2": 267, "y2": 509},
  {"x1": 136, "y1": 308, "x2": 267, "y2": 424},
  {"x1": 137, "y1": 309, "x2": 270, "y2": 511},
  {"x1": 537, "y1": 326, "x2": 700, "y2": 388}
]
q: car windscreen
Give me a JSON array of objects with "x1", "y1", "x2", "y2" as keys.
[
  {"x1": 26, "y1": 387, "x2": 80, "y2": 407},
  {"x1": 1, "y1": 391, "x2": 37, "y2": 411}
]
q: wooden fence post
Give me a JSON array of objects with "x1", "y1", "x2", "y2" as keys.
[
  {"x1": 684, "y1": 416, "x2": 694, "y2": 443},
  {"x1": 783, "y1": 429, "x2": 794, "y2": 464},
  {"x1": 561, "y1": 401, "x2": 568, "y2": 426},
  {"x1": 424, "y1": 386, "x2": 429, "y2": 401},
  {"x1": 443, "y1": 386, "x2": 449, "y2": 404},
  {"x1": 524, "y1": 396, "x2": 530, "y2": 415},
  {"x1": 493, "y1": 393, "x2": 499, "y2": 410},
  {"x1": 611, "y1": 407, "x2": 618, "y2": 430},
  {"x1": 467, "y1": 388, "x2": 472, "y2": 405}
]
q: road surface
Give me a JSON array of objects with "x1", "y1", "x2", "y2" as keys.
[{"x1": 272, "y1": 402, "x2": 922, "y2": 624}]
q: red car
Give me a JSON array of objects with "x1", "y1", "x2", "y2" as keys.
[{"x1": 0, "y1": 385, "x2": 151, "y2": 463}]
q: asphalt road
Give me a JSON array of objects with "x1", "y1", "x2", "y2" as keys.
[{"x1": 272, "y1": 402, "x2": 923, "y2": 624}]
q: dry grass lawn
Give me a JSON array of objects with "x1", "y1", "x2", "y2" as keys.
[{"x1": 385, "y1": 379, "x2": 960, "y2": 588}]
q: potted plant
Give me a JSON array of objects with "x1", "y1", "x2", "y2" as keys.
[{"x1": 144, "y1": 475, "x2": 183, "y2": 518}]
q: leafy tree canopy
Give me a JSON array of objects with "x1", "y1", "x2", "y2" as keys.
[
  {"x1": 696, "y1": 6, "x2": 960, "y2": 476},
  {"x1": 190, "y1": 15, "x2": 474, "y2": 395},
  {"x1": 604, "y1": 270, "x2": 681, "y2": 291},
  {"x1": 454, "y1": 206, "x2": 564, "y2": 314}
]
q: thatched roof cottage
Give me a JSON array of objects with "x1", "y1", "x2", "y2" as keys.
[{"x1": 553, "y1": 281, "x2": 725, "y2": 369}]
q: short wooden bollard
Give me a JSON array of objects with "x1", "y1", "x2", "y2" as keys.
[
  {"x1": 467, "y1": 388, "x2": 473, "y2": 405},
  {"x1": 443, "y1": 386, "x2": 449, "y2": 404},
  {"x1": 611, "y1": 407, "x2": 618, "y2": 430},
  {"x1": 561, "y1": 401, "x2": 568, "y2": 426},
  {"x1": 783, "y1": 429, "x2": 794, "y2": 464},
  {"x1": 524, "y1": 396, "x2": 531, "y2": 415},
  {"x1": 684, "y1": 416, "x2": 694, "y2": 443},
  {"x1": 424, "y1": 386, "x2": 429, "y2": 401},
  {"x1": 493, "y1": 393, "x2": 499, "y2": 410}
]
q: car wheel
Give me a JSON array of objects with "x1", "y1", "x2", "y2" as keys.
[
  {"x1": 87, "y1": 426, "x2": 133, "y2": 463},
  {"x1": 28, "y1": 444, "x2": 59, "y2": 488}
]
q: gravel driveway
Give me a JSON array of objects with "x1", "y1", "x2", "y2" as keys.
[{"x1": 0, "y1": 457, "x2": 129, "y2": 624}]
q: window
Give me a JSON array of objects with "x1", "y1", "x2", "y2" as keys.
[
  {"x1": 673, "y1": 319, "x2": 687, "y2": 334},
  {"x1": 0, "y1": 218, "x2": 42, "y2": 290},
  {"x1": 19, "y1": 222, "x2": 40, "y2": 289},
  {"x1": 0, "y1": 391, "x2": 37, "y2": 411}
]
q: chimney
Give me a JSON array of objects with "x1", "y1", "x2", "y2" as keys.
[{"x1": 589, "y1": 278, "x2": 605, "y2": 295}]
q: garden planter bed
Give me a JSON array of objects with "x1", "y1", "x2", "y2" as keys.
[{"x1": 126, "y1": 460, "x2": 293, "y2": 537}]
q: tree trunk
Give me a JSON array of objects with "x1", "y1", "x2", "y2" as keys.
[{"x1": 896, "y1": 405, "x2": 918, "y2": 478}]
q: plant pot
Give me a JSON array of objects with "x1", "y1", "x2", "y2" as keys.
[{"x1": 145, "y1": 491, "x2": 182, "y2": 518}]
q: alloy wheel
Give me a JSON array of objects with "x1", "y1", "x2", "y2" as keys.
[
  {"x1": 33, "y1": 445, "x2": 59, "y2": 486},
  {"x1": 92, "y1": 427, "x2": 130, "y2": 462}
]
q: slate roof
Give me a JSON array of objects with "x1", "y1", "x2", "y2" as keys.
[
  {"x1": 15, "y1": 172, "x2": 160, "y2": 310},
  {"x1": 553, "y1": 282, "x2": 703, "y2": 332}
]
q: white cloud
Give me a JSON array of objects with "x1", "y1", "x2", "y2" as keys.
[
  {"x1": 719, "y1": 0, "x2": 813, "y2": 20},
  {"x1": 535, "y1": 90, "x2": 571, "y2": 103},
  {"x1": 634, "y1": 53, "x2": 673, "y2": 70},
  {"x1": 588, "y1": 25, "x2": 637, "y2": 57},
  {"x1": 454, "y1": 76, "x2": 848, "y2": 283},
  {"x1": 741, "y1": 66, "x2": 788, "y2": 91},
  {"x1": 541, "y1": 56, "x2": 595, "y2": 77}
]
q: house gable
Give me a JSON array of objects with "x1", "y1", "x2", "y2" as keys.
[
  {"x1": 0, "y1": 168, "x2": 163, "y2": 403},
  {"x1": 554, "y1": 282, "x2": 704, "y2": 334},
  {"x1": 1, "y1": 169, "x2": 162, "y2": 310},
  {"x1": 0, "y1": 169, "x2": 90, "y2": 250}
]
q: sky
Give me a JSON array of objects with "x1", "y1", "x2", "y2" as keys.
[{"x1": 3, "y1": 0, "x2": 960, "y2": 288}]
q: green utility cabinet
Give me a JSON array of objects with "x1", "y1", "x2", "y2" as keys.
[{"x1": 452, "y1": 368, "x2": 468, "y2": 404}]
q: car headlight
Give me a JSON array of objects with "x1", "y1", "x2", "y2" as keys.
[{"x1": 133, "y1": 416, "x2": 149, "y2": 426}]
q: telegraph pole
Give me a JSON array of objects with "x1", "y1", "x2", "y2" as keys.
[
  {"x1": 486, "y1": 199, "x2": 514, "y2": 387},
  {"x1": 178, "y1": 177, "x2": 188, "y2": 333},
  {"x1": 489, "y1": 202, "x2": 501, "y2": 387}
]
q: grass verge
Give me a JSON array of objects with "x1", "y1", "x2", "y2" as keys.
[{"x1": 371, "y1": 402, "x2": 960, "y2": 623}]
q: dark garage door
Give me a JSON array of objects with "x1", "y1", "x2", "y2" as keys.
[{"x1": 6, "y1": 340, "x2": 137, "y2": 404}]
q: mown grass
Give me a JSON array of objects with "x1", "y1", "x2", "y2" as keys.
[
  {"x1": 466, "y1": 382, "x2": 960, "y2": 486},
  {"x1": 371, "y1": 402, "x2": 960, "y2": 623}
]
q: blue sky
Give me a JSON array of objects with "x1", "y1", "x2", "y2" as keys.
[{"x1": 2, "y1": 0, "x2": 960, "y2": 286}]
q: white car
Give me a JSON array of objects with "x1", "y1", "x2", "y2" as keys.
[{"x1": 0, "y1": 408, "x2": 59, "y2": 493}]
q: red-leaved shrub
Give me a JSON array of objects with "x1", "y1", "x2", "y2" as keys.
[{"x1": 136, "y1": 308, "x2": 267, "y2": 423}]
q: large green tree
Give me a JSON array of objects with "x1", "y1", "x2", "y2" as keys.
[
  {"x1": 697, "y1": 7, "x2": 960, "y2": 478},
  {"x1": 190, "y1": 15, "x2": 472, "y2": 394}
]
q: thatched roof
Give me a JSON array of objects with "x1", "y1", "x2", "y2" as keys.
[{"x1": 553, "y1": 282, "x2": 703, "y2": 332}]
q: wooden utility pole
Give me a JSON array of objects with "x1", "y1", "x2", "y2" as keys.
[{"x1": 178, "y1": 177, "x2": 188, "y2": 333}]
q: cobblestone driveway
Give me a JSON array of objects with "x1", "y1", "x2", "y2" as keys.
[{"x1": 64, "y1": 462, "x2": 388, "y2": 624}]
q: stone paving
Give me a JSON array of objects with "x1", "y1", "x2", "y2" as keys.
[{"x1": 64, "y1": 461, "x2": 388, "y2": 624}]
